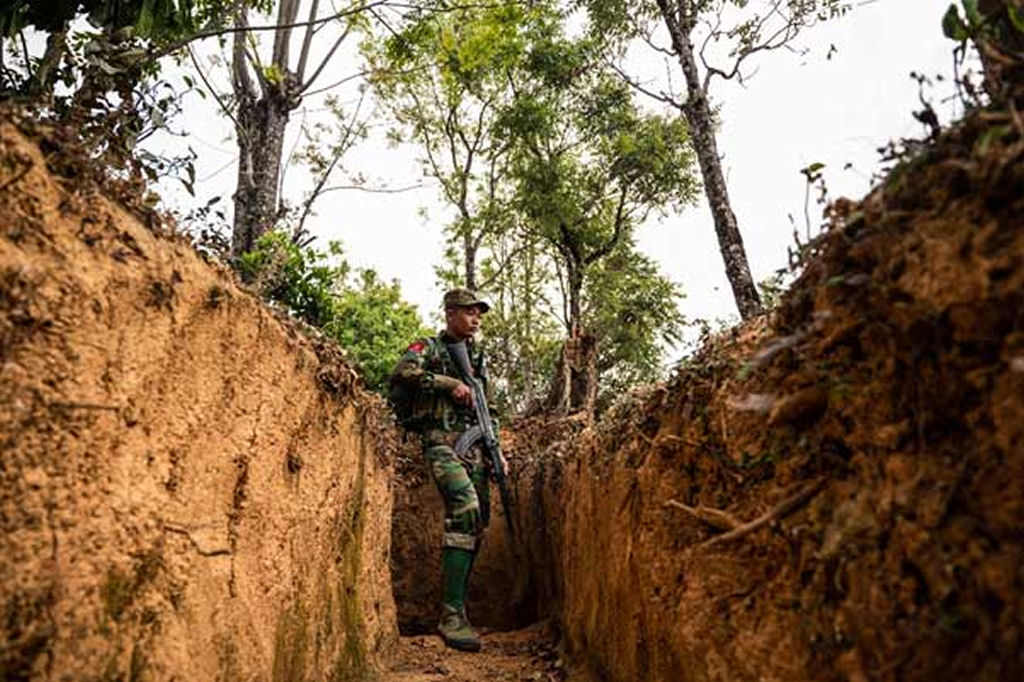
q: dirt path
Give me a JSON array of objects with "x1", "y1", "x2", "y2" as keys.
[{"x1": 383, "y1": 621, "x2": 583, "y2": 682}]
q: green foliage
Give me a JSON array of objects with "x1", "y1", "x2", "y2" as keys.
[
  {"x1": 326, "y1": 270, "x2": 429, "y2": 391},
  {"x1": 583, "y1": 241, "x2": 686, "y2": 405},
  {"x1": 0, "y1": 0, "x2": 233, "y2": 41},
  {"x1": 239, "y1": 231, "x2": 428, "y2": 392},
  {"x1": 502, "y1": 30, "x2": 698, "y2": 335},
  {"x1": 0, "y1": 0, "x2": 242, "y2": 194},
  {"x1": 239, "y1": 231, "x2": 348, "y2": 328},
  {"x1": 943, "y1": 0, "x2": 1024, "y2": 43},
  {"x1": 476, "y1": 233, "x2": 564, "y2": 414},
  {"x1": 374, "y1": 4, "x2": 696, "y2": 407},
  {"x1": 505, "y1": 36, "x2": 699, "y2": 228},
  {"x1": 366, "y1": 2, "x2": 549, "y2": 287}
]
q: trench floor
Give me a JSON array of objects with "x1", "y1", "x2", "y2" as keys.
[{"x1": 382, "y1": 620, "x2": 582, "y2": 682}]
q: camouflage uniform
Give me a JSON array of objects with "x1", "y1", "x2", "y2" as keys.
[
  {"x1": 391, "y1": 332, "x2": 493, "y2": 551},
  {"x1": 389, "y1": 289, "x2": 493, "y2": 651}
]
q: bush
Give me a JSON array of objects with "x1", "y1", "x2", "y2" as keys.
[{"x1": 239, "y1": 231, "x2": 428, "y2": 391}]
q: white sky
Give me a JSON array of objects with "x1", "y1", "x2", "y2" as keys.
[{"x1": 149, "y1": 0, "x2": 960, "y2": 341}]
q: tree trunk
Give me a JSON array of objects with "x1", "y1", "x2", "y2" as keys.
[
  {"x1": 662, "y1": 11, "x2": 763, "y2": 320},
  {"x1": 544, "y1": 331, "x2": 597, "y2": 415},
  {"x1": 463, "y1": 229, "x2": 477, "y2": 290},
  {"x1": 566, "y1": 259, "x2": 583, "y2": 336},
  {"x1": 232, "y1": 90, "x2": 292, "y2": 256},
  {"x1": 229, "y1": 0, "x2": 303, "y2": 258},
  {"x1": 545, "y1": 257, "x2": 596, "y2": 414},
  {"x1": 27, "y1": 25, "x2": 67, "y2": 100}
]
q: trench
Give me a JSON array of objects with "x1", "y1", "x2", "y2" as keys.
[{"x1": 4, "y1": 105, "x2": 1024, "y2": 682}]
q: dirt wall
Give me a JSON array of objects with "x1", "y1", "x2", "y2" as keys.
[
  {"x1": 511, "y1": 113, "x2": 1024, "y2": 681},
  {"x1": 0, "y1": 122, "x2": 398, "y2": 681}
]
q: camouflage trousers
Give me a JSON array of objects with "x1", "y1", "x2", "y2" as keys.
[{"x1": 423, "y1": 431, "x2": 490, "y2": 551}]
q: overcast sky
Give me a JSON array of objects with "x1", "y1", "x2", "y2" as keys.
[{"x1": 150, "y1": 0, "x2": 960, "y2": 342}]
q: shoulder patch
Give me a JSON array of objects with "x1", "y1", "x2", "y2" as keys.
[{"x1": 407, "y1": 341, "x2": 426, "y2": 353}]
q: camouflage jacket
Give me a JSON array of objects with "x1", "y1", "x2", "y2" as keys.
[{"x1": 388, "y1": 331, "x2": 491, "y2": 433}]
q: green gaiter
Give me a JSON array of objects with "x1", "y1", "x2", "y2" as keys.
[{"x1": 441, "y1": 547, "x2": 475, "y2": 609}]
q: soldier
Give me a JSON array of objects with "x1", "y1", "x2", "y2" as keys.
[{"x1": 388, "y1": 288, "x2": 497, "y2": 652}]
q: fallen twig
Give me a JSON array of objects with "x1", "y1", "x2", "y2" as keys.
[
  {"x1": 664, "y1": 498, "x2": 741, "y2": 531},
  {"x1": 0, "y1": 158, "x2": 33, "y2": 192},
  {"x1": 164, "y1": 522, "x2": 232, "y2": 557},
  {"x1": 701, "y1": 477, "x2": 828, "y2": 548},
  {"x1": 48, "y1": 401, "x2": 120, "y2": 412},
  {"x1": 639, "y1": 433, "x2": 700, "y2": 449}
]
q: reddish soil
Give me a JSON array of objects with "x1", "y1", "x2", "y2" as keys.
[
  {"x1": 0, "y1": 120, "x2": 398, "y2": 681},
  {"x1": 3, "y1": 91, "x2": 1022, "y2": 682}
]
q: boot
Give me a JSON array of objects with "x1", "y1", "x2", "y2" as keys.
[
  {"x1": 438, "y1": 547, "x2": 481, "y2": 651},
  {"x1": 437, "y1": 603, "x2": 481, "y2": 652}
]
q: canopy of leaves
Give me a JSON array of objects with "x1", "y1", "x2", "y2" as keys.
[
  {"x1": 500, "y1": 33, "x2": 698, "y2": 316},
  {"x1": 326, "y1": 270, "x2": 429, "y2": 391},
  {"x1": 392, "y1": 8, "x2": 698, "y2": 408},
  {"x1": 474, "y1": 233, "x2": 564, "y2": 414},
  {"x1": 366, "y1": 1, "x2": 557, "y2": 288},
  {"x1": 0, "y1": 0, "x2": 231, "y2": 41}
]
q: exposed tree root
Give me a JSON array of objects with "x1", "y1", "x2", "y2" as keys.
[
  {"x1": 702, "y1": 478, "x2": 827, "y2": 548},
  {"x1": 663, "y1": 499, "x2": 742, "y2": 532},
  {"x1": 665, "y1": 477, "x2": 828, "y2": 547}
]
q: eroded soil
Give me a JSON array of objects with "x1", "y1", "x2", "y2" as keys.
[{"x1": 0, "y1": 118, "x2": 399, "y2": 681}]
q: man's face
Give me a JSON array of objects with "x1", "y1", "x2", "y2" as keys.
[{"x1": 445, "y1": 305, "x2": 483, "y2": 340}]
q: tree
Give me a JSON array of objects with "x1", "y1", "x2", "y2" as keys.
[
  {"x1": 501, "y1": 33, "x2": 699, "y2": 411},
  {"x1": 328, "y1": 269, "x2": 429, "y2": 390},
  {"x1": 476, "y1": 230, "x2": 563, "y2": 414},
  {"x1": 367, "y1": 1, "x2": 540, "y2": 289},
  {"x1": 583, "y1": 0, "x2": 847, "y2": 320},
  {"x1": 226, "y1": 0, "x2": 372, "y2": 256},
  {"x1": 583, "y1": 238, "x2": 686, "y2": 409}
]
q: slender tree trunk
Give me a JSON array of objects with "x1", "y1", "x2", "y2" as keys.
[
  {"x1": 522, "y1": 242, "x2": 536, "y2": 403},
  {"x1": 463, "y1": 229, "x2": 477, "y2": 290},
  {"x1": 545, "y1": 255, "x2": 596, "y2": 414},
  {"x1": 229, "y1": 0, "x2": 302, "y2": 258},
  {"x1": 661, "y1": 8, "x2": 763, "y2": 320},
  {"x1": 566, "y1": 259, "x2": 583, "y2": 336}
]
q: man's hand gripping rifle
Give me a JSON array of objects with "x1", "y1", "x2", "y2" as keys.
[{"x1": 446, "y1": 341, "x2": 515, "y2": 540}]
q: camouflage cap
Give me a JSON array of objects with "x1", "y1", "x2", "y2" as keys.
[{"x1": 443, "y1": 288, "x2": 490, "y2": 313}]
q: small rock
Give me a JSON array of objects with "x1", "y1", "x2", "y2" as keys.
[
  {"x1": 768, "y1": 387, "x2": 828, "y2": 427},
  {"x1": 23, "y1": 467, "x2": 48, "y2": 489}
]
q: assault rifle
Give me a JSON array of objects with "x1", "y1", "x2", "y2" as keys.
[{"x1": 446, "y1": 341, "x2": 515, "y2": 540}]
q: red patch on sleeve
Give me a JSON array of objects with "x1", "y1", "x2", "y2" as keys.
[{"x1": 407, "y1": 341, "x2": 426, "y2": 353}]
